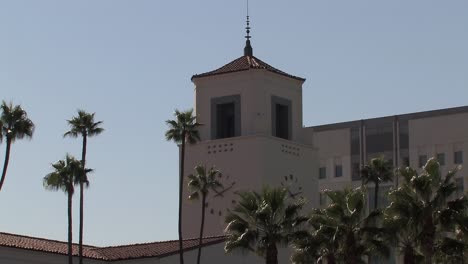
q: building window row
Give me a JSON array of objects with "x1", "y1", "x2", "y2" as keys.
[
  {"x1": 318, "y1": 165, "x2": 343, "y2": 179},
  {"x1": 419, "y1": 151, "x2": 463, "y2": 168}
]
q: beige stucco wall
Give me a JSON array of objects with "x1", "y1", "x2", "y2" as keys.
[
  {"x1": 193, "y1": 70, "x2": 304, "y2": 142},
  {"x1": 312, "y1": 128, "x2": 358, "y2": 191},
  {"x1": 183, "y1": 135, "x2": 317, "y2": 238},
  {"x1": 409, "y1": 112, "x2": 468, "y2": 190}
]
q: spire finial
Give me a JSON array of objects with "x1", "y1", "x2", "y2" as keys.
[{"x1": 244, "y1": 0, "x2": 253, "y2": 57}]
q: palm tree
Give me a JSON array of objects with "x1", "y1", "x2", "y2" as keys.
[
  {"x1": 224, "y1": 186, "x2": 307, "y2": 264},
  {"x1": 291, "y1": 187, "x2": 390, "y2": 264},
  {"x1": 361, "y1": 156, "x2": 393, "y2": 210},
  {"x1": 187, "y1": 165, "x2": 223, "y2": 264},
  {"x1": 43, "y1": 154, "x2": 87, "y2": 264},
  {"x1": 165, "y1": 109, "x2": 201, "y2": 264},
  {"x1": 64, "y1": 110, "x2": 103, "y2": 264},
  {"x1": 0, "y1": 101, "x2": 35, "y2": 191},
  {"x1": 384, "y1": 158, "x2": 468, "y2": 264}
]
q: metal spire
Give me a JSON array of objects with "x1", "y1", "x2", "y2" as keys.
[{"x1": 244, "y1": 0, "x2": 253, "y2": 56}]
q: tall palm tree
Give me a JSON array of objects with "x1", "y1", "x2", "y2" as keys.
[
  {"x1": 224, "y1": 186, "x2": 307, "y2": 264},
  {"x1": 291, "y1": 187, "x2": 390, "y2": 264},
  {"x1": 384, "y1": 158, "x2": 468, "y2": 264},
  {"x1": 43, "y1": 155, "x2": 88, "y2": 264},
  {"x1": 64, "y1": 110, "x2": 103, "y2": 264},
  {"x1": 187, "y1": 165, "x2": 223, "y2": 264},
  {"x1": 165, "y1": 109, "x2": 201, "y2": 264},
  {"x1": 0, "y1": 101, "x2": 35, "y2": 191},
  {"x1": 361, "y1": 156, "x2": 393, "y2": 210}
]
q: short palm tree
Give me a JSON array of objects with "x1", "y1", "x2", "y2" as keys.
[
  {"x1": 384, "y1": 158, "x2": 468, "y2": 264},
  {"x1": 361, "y1": 156, "x2": 393, "y2": 210},
  {"x1": 165, "y1": 109, "x2": 201, "y2": 264},
  {"x1": 187, "y1": 165, "x2": 223, "y2": 264},
  {"x1": 291, "y1": 187, "x2": 390, "y2": 264},
  {"x1": 224, "y1": 186, "x2": 307, "y2": 264},
  {"x1": 43, "y1": 154, "x2": 89, "y2": 264},
  {"x1": 0, "y1": 101, "x2": 35, "y2": 191},
  {"x1": 64, "y1": 110, "x2": 103, "y2": 264}
]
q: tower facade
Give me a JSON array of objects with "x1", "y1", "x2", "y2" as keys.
[{"x1": 182, "y1": 42, "x2": 319, "y2": 237}]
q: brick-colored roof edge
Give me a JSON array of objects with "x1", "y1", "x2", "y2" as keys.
[
  {"x1": 0, "y1": 232, "x2": 226, "y2": 261},
  {"x1": 97, "y1": 236, "x2": 226, "y2": 261},
  {"x1": 191, "y1": 55, "x2": 306, "y2": 82},
  {"x1": 0, "y1": 232, "x2": 104, "y2": 260}
]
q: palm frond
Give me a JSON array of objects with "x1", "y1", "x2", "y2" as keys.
[
  {"x1": 1, "y1": 101, "x2": 35, "y2": 142},
  {"x1": 165, "y1": 109, "x2": 201, "y2": 145},
  {"x1": 64, "y1": 110, "x2": 104, "y2": 138}
]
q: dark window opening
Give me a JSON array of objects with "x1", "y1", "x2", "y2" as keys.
[
  {"x1": 335, "y1": 165, "x2": 343, "y2": 177},
  {"x1": 419, "y1": 155, "x2": 427, "y2": 168},
  {"x1": 437, "y1": 153, "x2": 445, "y2": 166},
  {"x1": 275, "y1": 104, "x2": 289, "y2": 139},
  {"x1": 216, "y1": 103, "x2": 235, "y2": 139},
  {"x1": 366, "y1": 123, "x2": 393, "y2": 154},
  {"x1": 402, "y1": 156, "x2": 410, "y2": 167},
  {"x1": 352, "y1": 162, "x2": 361, "y2": 181},
  {"x1": 319, "y1": 167, "x2": 327, "y2": 179},
  {"x1": 455, "y1": 151, "x2": 464, "y2": 164}
]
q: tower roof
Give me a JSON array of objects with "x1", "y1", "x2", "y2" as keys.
[{"x1": 191, "y1": 55, "x2": 305, "y2": 82}]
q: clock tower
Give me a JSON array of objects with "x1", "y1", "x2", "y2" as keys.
[{"x1": 182, "y1": 17, "x2": 318, "y2": 237}]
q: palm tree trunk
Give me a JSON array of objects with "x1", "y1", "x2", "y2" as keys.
[
  {"x1": 422, "y1": 234, "x2": 434, "y2": 263},
  {"x1": 326, "y1": 254, "x2": 337, "y2": 264},
  {"x1": 265, "y1": 243, "x2": 278, "y2": 264},
  {"x1": 178, "y1": 132, "x2": 186, "y2": 264},
  {"x1": 68, "y1": 191, "x2": 73, "y2": 264},
  {"x1": 0, "y1": 138, "x2": 12, "y2": 191},
  {"x1": 196, "y1": 194, "x2": 207, "y2": 264},
  {"x1": 403, "y1": 246, "x2": 416, "y2": 264},
  {"x1": 422, "y1": 217, "x2": 435, "y2": 264},
  {"x1": 374, "y1": 181, "x2": 379, "y2": 210},
  {"x1": 79, "y1": 135, "x2": 87, "y2": 264}
]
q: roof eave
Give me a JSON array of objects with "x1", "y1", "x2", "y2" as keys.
[{"x1": 191, "y1": 69, "x2": 306, "y2": 83}]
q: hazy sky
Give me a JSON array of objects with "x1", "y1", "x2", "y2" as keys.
[{"x1": 1, "y1": 0, "x2": 467, "y2": 246}]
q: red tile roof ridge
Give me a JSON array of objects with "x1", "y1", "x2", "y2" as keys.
[
  {"x1": 0, "y1": 231, "x2": 226, "y2": 261},
  {"x1": 0, "y1": 231, "x2": 97, "y2": 248},
  {"x1": 191, "y1": 55, "x2": 305, "y2": 82},
  {"x1": 98, "y1": 235, "x2": 226, "y2": 249}
]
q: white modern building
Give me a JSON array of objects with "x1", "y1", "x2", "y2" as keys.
[{"x1": 2, "y1": 19, "x2": 467, "y2": 264}]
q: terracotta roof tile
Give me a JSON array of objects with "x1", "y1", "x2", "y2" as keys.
[
  {"x1": 0, "y1": 232, "x2": 103, "y2": 259},
  {"x1": 95, "y1": 236, "x2": 224, "y2": 260},
  {"x1": 191, "y1": 55, "x2": 305, "y2": 81},
  {"x1": 0, "y1": 232, "x2": 225, "y2": 261}
]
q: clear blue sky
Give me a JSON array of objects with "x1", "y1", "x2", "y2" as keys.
[{"x1": 1, "y1": 0, "x2": 467, "y2": 246}]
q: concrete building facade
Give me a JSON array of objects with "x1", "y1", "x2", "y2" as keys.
[{"x1": 311, "y1": 107, "x2": 468, "y2": 209}]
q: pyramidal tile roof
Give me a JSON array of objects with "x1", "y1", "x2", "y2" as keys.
[
  {"x1": 0, "y1": 232, "x2": 225, "y2": 261},
  {"x1": 191, "y1": 55, "x2": 305, "y2": 81}
]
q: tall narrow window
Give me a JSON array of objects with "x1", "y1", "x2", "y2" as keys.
[
  {"x1": 454, "y1": 151, "x2": 463, "y2": 164},
  {"x1": 419, "y1": 155, "x2": 427, "y2": 168},
  {"x1": 319, "y1": 167, "x2": 327, "y2": 179},
  {"x1": 275, "y1": 104, "x2": 289, "y2": 139},
  {"x1": 216, "y1": 103, "x2": 235, "y2": 138},
  {"x1": 271, "y1": 96, "x2": 292, "y2": 140},
  {"x1": 335, "y1": 165, "x2": 343, "y2": 177},
  {"x1": 437, "y1": 153, "x2": 445, "y2": 166},
  {"x1": 211, "y1": 95, "x2": 241, "y2": 140}
]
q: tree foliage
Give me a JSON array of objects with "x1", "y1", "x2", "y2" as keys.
[
  {"x1": 0, "y1": 101, "x2": 35, "y2": 191},
  {"x1": 384, "y1": 158, "x2": 468, "y2": 264},
  {"x1": 224, "y1": 186, "x2": 307, "y2": 264},
  {"x1": 291, "y1": 187, "x2": 389, "y2": 264}
]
